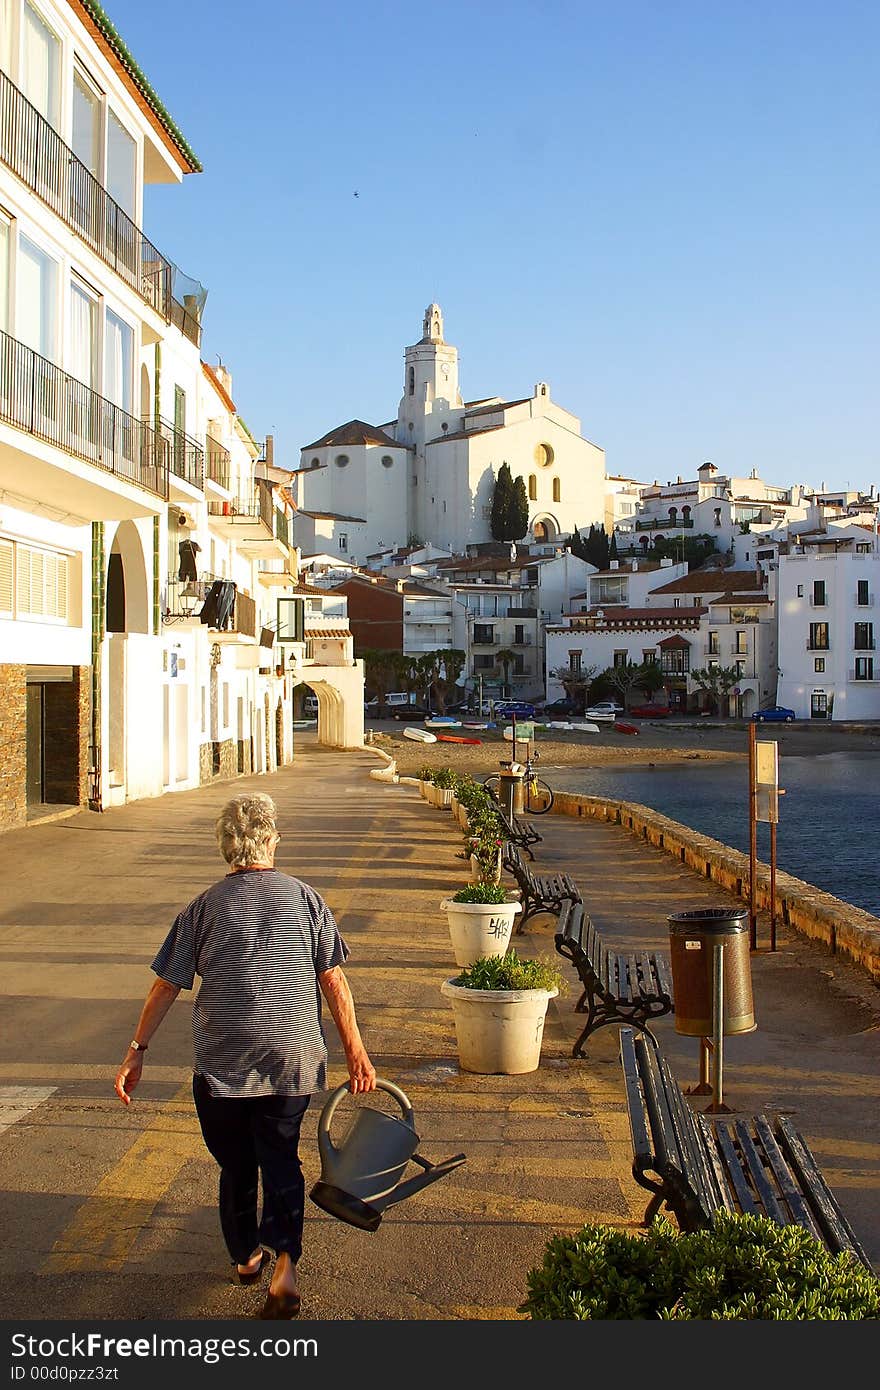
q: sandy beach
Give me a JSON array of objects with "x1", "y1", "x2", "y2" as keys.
[{"x1": 367, "y1": 717, "x2": 880, "y2": 778}]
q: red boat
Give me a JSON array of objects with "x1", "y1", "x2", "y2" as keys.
[
  {"x1": 613, "y1": 721, "x2": 639, "y2": 735},
  {"x1": 436, "y1": 734, "x2": 482, "y2": 745}
]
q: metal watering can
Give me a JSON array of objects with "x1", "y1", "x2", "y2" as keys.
[{"x1": 309, "y1": 1078, "x2": 466, "y2": 1232}]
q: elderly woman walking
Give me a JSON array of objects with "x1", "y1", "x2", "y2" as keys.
[{"x1": 115, "y1": 792, "x2": 375, "y2": 1319}]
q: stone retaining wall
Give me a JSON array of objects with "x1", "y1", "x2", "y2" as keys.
[{"x1": 552, "y1": 791, "x2": 880, "y2": 987}]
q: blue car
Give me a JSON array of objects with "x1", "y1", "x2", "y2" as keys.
[
  {"x1": 752, "y1": 706, "x2": 796, "y2": 722},
  {"x1": 493, "y1": 700, "x2": 536, "y2": 719}
]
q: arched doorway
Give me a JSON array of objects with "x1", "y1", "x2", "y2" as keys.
[
  {"x1": 532, "y1": 515, "x2": 559, "y2": 544},
  {"x1": 106, "y1": 521, "x2": 149, "y2": 634}
]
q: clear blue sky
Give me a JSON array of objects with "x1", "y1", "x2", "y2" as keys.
[{"x1": 121, "y1": 0, "x2": 878, "y2": 494}]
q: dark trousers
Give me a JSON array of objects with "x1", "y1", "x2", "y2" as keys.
[{"x1": 192, "y1": 1074, "x2": 311, "y2": 1264}]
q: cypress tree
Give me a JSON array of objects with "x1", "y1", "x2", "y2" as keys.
[
  {"x1": 511, "y1": 475, "x2": 530, "y2": 540},
  {"x1": 490, "y1": 462, "x2": 515, "y2": 540}
]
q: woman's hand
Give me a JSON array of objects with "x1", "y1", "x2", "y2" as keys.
[
  {"x1": 347, "y1": 1047, "x2": 377, "y2": 1095},
  {"x1": 115, "y1": 1049, "x2": 144, "y2": 1106}
]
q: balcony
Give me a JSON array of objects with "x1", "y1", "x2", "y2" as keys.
[
  {"x1": 205, "y1": 434, "x2": 231, "y2": 491},
  {"x1": 151, "y1": 417, "x2": 204, "y2": 493},
  {"x1": 853, "y1": 640, "x2": 876, "y2": 651},
  {"x1": 635, "y1": 517, "x2": 694, "y2": 531},
  {"x1": 806, "y1": 642, "x2": 830, "y2": 652},
  {"x1": 848, "y1": 669, "x2": 877, "y2": 682},
  {"x1": 161, "y1": 574, "x2": 256, "y2": 640},
  {"x1": 512, "y1": 635, "x2": 533, "y2": 645},
  {"x1": 207, "y1": 485, "x2": 289, "y2": 557},
  {"x1": 0, "y1": 70, "x2": 205, "y2": 347},
  {"x1": 809, "y1": 596, "x2": 828, "y2": 607},
  {"x1": 0, "y1": 327, "x2": 169, "y2": 514}
]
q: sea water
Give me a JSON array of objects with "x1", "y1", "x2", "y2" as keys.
[{"x1": 548, "y1": 751, "x2": 880, "y2": 918}]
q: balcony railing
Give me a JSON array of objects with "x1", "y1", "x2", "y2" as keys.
[
  {"x1": 151, "y1": 417, "x2": 204, "y2": 489},
  {"x1": 205, "y1": 434, "x2": 231, "y2": 489},
  {"x1": 0, "y1": 69, "x2": 205, "y2": 347},
  {"x1": 849, "y1": 669, "x2": 877, "y2": 682},
  {"x1": 208, "y1": 485, "x2": 274, "y2": 530},
  {"x1": 635, "y1": 517, "x2": 694, "y2": 531},
  {"x1": 853, "y1": 639, "x2": 876, "y2": 650},
  {"x1": 275, "y1": 507, "x2": 289, "y2": 548},
  {"x1": 1, "y1": 327, "x2": 168, "y2": 498}
]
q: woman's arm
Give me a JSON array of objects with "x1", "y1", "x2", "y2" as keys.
[
  {"x1": 318, "y1": 965, "x2": 376, "y2": 1094},
  {"x1": 114, "y1": 977, "x2": 181, "y2": 1105}
]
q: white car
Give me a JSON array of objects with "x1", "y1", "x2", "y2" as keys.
[{"x1": 584, "y1": 701, "x2": 624, "y2": 721}]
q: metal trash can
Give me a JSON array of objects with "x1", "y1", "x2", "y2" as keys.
[
  {"x1": 498, "y1": 762, "x2": 525, "y2": 817},
  {"x1": 667, "y1": 908, "x2": 756, "y2": 1037}
]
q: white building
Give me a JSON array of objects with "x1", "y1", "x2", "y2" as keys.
[{"x1": 291, "y1": 304, "x2": 608, "y2": 561}]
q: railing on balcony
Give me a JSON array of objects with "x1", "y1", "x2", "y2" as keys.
[
  {"x1": 635, "y1": 517, "x2": 694, "y2": 531},
  {"x1": 151, "y1": 417, "x2": 204, "y2": 489},
  {"x1": 1, "y1": 327, "x2": 168, "y2": 498},
  {"x1": 162, "y1": 574, "x2": 256, "y2": 637},
  {"x1": 208, "y1": 485, "x2": 274, "y2": 531},
  {"x1": 205, "y1": 434, "x2": 231, "y2": 489},
  {"x1": 275, "y1": 508, "x2": 289, "y2": 548},
  {"x1": 163, "y1": 574, "x2": 217, "y2": 622},
  {"x1": 0, "y1": 69, "x2": 205, "y2": 347}
]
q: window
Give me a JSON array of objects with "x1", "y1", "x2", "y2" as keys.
[
  {"x1": 338, "y1": 534, "x2": 348, "y2": 552},
  {"x1": 335, "y1": 454, "x2": 349, "y2": 468},
  {"x1": 707, "y1": 631, "x2": 719, "y2": 654},
  {"x1": 69, "y1": 278, "x2": 99, "y2": 388},
  {"x1": 735, "y1": 660, "x2": 746, "y2": 678},
  {"x1": 408, "y1": 367, "x2": 414, "y2": 396},
  {"x1": 568, "y1": 650, "x2": 582, "y2": 674},
  {"x1": 473, "y1": 653, "x2": 494, "y2": 671},
  {"x1": 714, "y1": 508, "x2": 721, "y2": 526},
  {"x1": 534, "y1": 442, "x2": 554, "y2": 467},
  {"x1": 552, "y1": 477, "x2": 561, "y2": 503},
  {"x1": 381, "y1": 455, "x2": 393, "y2": 468},
  {"x1": 812, "y1": 580, "x2": 826, "y2": 606},
  {"x1": 106, "y1": 110, "x2": 136, "y2": 219},
  {"x1": 809, "y1": 622, "x2": 829, "y2": 651},
  {"x1": 22, "y1": 2, "x2": 60, "y2": 128},
  {"x1": 736, "y1": 630, "x2": 747, "y2": 654},
  {"x1": 310, "y1": 457, "x2": 320, "y2": 468},
  {"x1": 104, "y1": 308, "x2": 133, "y2": 413},
  {"x1": 0, "y1": 538, "x2": 12, "y2": 617},
  {"x1": 854, "y1": 657, "x2": 874, "y2": 681},
  {"x1": 613, "y1": 650, "x2": 627, "y2": 668},
  {"x1": 473, "y1": 623, "x2": 494, "y2": 644},
  {"x1": 18, "y1": 235, "x2": 57, "y2": 359},
  {"x1": 528, "y1": 474, "x2": 537, "y2": 501},
  {"x1": 854, "y1": 622, "x2": 873, "y2": 651},
  {"x1": 0, "y1": 0, "x2": 12, "y2": 75},
  {"x1": 642, "y1": 649, "x2": 656, "y2": 663},
  {"x1": 814, "y1": 658, "x2": 825, "y2": 673},
  {"x1": 513, "y1": 654, "x2": 525, "y2": 675},
  {"x1": 693, "y1": 596, "x2": 702, "y2": 607},
  {"x1": 514, "y1": 624, "x2": 525, "y2": 644},
  {"x1": 660, "y1": 649, "x2": 689, "y2": 675},
  {"x1": 13, "y1": 542, "x2": 69, "y2": 621},
  {"x1": 857, "y1": 579, "x2": 870, "y2": 605},
  {"x1": 72, "y1": 66, "x2": 102, "y2": 179}
]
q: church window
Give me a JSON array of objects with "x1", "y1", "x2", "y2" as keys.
[
  {"x1": 408, "y1": 367, "x2": 415, "y2": 396},
  {"x1": 335, "y1": 454, "x2": 349, "y2": 468},
  {"x1": 534, "y1": 442, "x2": 554, "y2": 467},
  {"x1": 552, "y1": 478, "x2": 561, "y2": 503},
  {"x1": 310, "y1": 457, "x2": 320, "y2": 468},
  {"x1": 381, "y1": 455, "x2": 393, "y2": 468},
  {"x1": 528, "y1": 475, "x2": 537, "y2": 501}
]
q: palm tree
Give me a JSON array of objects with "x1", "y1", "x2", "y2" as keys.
[{"x1": 494, "y1": 647, "x2": 517, "y2": 697}]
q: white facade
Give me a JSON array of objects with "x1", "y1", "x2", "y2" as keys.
[
  {"x1": 775, "y1": 525, "x2": 880, "y2": 721},
  {"x1": 293, "y1": 304, "x2": 607, "y2": 561}
]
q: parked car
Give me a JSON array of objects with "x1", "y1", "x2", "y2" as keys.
[
  {"x1": 302, "y1": 694, "x2": 319, "y2": 717},
  {"x1": 629, "y1": 703, "x2": 670, "y2": 718},
  {"x1": 493, "y1": 701, "x2": 536, "y2": 719},
  {"x1": 391, "y1": 704, "x2": 432, "y2": 721},
  {"x1": 584, "y1": 700, "x2": 624, "y2": 721},
  {"x1": 752, "y1": 706, "x2": 796, "y2": 723},
  {"x1": 540, "y1": 698, "x2": 578, "y2": 717}
]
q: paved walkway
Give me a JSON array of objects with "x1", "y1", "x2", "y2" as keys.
[{"x1": 0, "y1": 738, "x2": 877, "y2": 1321}]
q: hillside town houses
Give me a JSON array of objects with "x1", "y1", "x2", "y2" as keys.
[{"x1": 2, "y1": 5, "x2": 878, "y2": 836}]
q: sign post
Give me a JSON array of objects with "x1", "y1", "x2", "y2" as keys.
[{"x1": 751, "y1": 732, "x2": 783, "y2": 951}]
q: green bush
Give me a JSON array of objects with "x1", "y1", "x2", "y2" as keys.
[
  {"x1": 450, "y1": 882, "x2": 509, "y2": 904},
  {"x1": 417, "y1": 766, "x2": 435, "y2": 783},
  {"x1": 453, "y1": 948, "x2": 564, "y2": 993},
  {"x1": 431, "y1": 766, "x2": 457, "y2": 789},
  {"x1": 519, "y1": 1213, "x2": 880, "y2": 1320}
]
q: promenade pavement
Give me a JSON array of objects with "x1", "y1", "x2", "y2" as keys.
[{"x1": 0, "y1": 735, "x2": 877, "y2": 1323}]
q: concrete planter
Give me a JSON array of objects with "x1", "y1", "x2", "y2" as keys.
[
  {"x1": 440, "y1": 896, "x2": 521, "y2": 966},
  {"x1": 440, "y1": 978, "x2": 558, "y2": 1074}
]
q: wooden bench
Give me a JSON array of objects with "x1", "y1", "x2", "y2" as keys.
[
  {"x1": 487, "y1": 793, "x2": 542, "y2": 860},
  {"x1": 554, "y1": 901, "x2": 674, "y2": 1057},
  {"x1": 619, "y1": 1027, "x2": 872, "y2": 1267},
  {"x1": 503, "y1": 844, "x2": 580, "y2": 930}
]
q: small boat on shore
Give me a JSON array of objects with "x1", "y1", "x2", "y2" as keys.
[
  {"x1": 437, "y1": 734, "x2": 482, "y2": 745},
  {"x1": 403, "y1": 727, "x2": 437, "y2": 743},
  {"x1": 425, "y1": 717, "x2": 462, "y2": 729},
  {"x1": 571, "y1": 722, "x2": 600, "y2": 734}
]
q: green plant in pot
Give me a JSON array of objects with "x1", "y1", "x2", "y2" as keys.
[
  {"x1": 440, "y1": 948, "x2": 564, "y2": 1074},
  {"x1": 518, "y1": 1213, "x2": 880, "y2": 1320},
  {"x1": 440, "y1": 880, "x2": 523, "y2": 970},
  {"x1": 465, "y1": 830, "x2": 504, "y2": 885}
]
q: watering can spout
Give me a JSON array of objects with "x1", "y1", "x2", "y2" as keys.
[{"x1": 383, "y1": 1151, "x2": 467, "y2": 1209}]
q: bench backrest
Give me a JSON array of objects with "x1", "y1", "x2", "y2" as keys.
[{"x1": 620, "y1": 1028, "x2": 725, "y2": 1227}]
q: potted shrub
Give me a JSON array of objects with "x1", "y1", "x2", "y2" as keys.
[
  {"x1": 430, "y1": 766, "x2": 457, "y2": 808},
  {"x1": 440, "y1": 948, "x2": 563, "y2": 1074},
  {"x1": 440, "y1": 881, "x2": 522, "y2": 967},
  {"x1": 518, "y1": 1212, "x2": 880, "y2": 1319},
  {"x1": 466, "y1": 829, "x2": 505, "y2": 885},
  {"x1": 416, "y1": 766, "x2": 434, "y2": 801}
]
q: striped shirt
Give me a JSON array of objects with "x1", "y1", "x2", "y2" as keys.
[{"x1": 151, "y1": 869, "x2": 349, "y2": 1098}]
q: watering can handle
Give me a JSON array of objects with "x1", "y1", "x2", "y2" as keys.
[{"x1": 317, "y1": 1077, "x2": 415, "y2": 1151}]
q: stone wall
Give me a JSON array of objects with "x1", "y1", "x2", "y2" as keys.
[
  {"x1": 551, "y1": 791, "x2": 880, "y2": 987},
  {"x1": 199, "y1": 739, "x2": 238, "y2": 786},
  {"x1": 0, "y1": 665, "x2": 27, "y2": 830}
]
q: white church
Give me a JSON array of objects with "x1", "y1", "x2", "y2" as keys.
[{"x1": 290, "y1": 305, "x2": 607, "y2": 563}]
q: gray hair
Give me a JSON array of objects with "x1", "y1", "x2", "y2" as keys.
[{"x1": 215, "y1": 793, "x2": 278, "y2": 868}]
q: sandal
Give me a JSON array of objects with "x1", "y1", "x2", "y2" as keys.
[{"x1": 234, "y1": 1248, "x2": 272, "y2": 1285}]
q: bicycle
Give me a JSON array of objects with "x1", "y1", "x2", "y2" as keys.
[{"x1": 482, "y1": 751, "x2": 555, "y2": 815}]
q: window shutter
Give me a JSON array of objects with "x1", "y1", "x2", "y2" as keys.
[{"x1": 0, "y1": 540, "x2": 12, "y2": 616}]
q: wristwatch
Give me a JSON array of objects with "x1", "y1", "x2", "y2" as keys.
[{"x1": 129, "y1": 1039, "x2": 148, "y2": 1052}]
